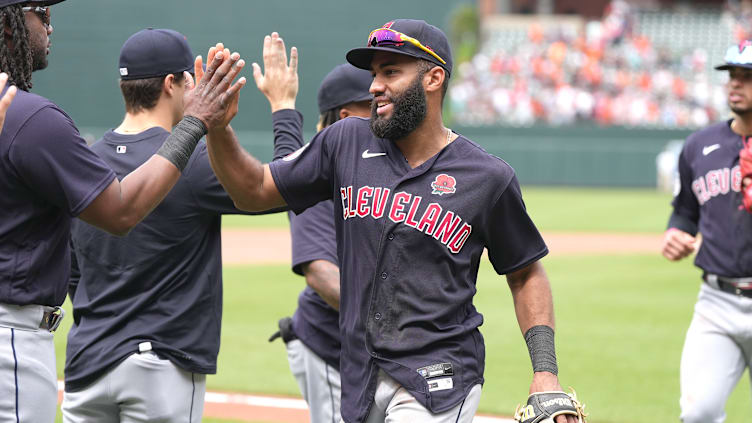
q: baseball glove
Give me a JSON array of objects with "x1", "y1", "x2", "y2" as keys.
[
  {"x1": 741, "y1": 138, "x2": 752, "y2": 213},
  {"x1": 513, "y1": 388, "x2": 587, "y2": 423}
]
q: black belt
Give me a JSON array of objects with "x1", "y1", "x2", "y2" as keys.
[{"x1": 704, "y1": 274, "x2": 752, "y2": 299}]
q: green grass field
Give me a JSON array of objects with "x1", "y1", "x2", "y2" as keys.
[
  {"x1": 222, "y1": 187, "x2": 676, "y2": 233},
  {"x1": 51, "y1": 187, "x2": 752, "y2": 422}
]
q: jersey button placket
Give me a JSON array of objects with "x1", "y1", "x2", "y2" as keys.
[{"x1": 380, "y1": 272, "x2": 387, "y2": 279}]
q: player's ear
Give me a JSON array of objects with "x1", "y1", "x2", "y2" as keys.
[
  {"x1": 339, "y1": 108, "x2": 350, "y2": 120},
  {"x1": 423, "y1": 65, "x2": 445, "y2": 96},
  {"x1": 163, "y1": 73, "x2": 176, "y2": 96}
]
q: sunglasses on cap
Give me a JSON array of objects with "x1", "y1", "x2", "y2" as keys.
[
  {"x1": 367, "y1": 27, "x2": 446, "y2": 65},
  {"x1": 22, "y1": 5, "x2": 50, "y2": 28}
]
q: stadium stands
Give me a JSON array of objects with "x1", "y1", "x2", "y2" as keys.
[{"x1": 450, "y1": 3, "x2": 735, "y2": 128}]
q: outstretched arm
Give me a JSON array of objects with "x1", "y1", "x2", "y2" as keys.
[
  {"x1": 205, "y1": 33, "x2": 298, "y2": 212},
  {"x1": 79, "y1": 49, "x2": 247, "y2": 235},
  {"x1": 507, "y1": 261, "x2": 577, "y2": 423}
]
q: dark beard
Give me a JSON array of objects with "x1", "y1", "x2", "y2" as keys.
[
  {"x1": 369, "y1": 73, "x2": 427, "y2": 140},
  {"x1": 31, "y1": 45, "x2": 47, "y2": 71},
  {"x1": 731, "y1": 104, "x2": 752, "y2": 117}
]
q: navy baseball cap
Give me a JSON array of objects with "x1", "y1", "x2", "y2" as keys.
[
  {"x1": 716, "y1": 40, "x2": 752, "y2": 70},
  {"x1": 347, "y1": 19, "x2": 453, "y2": 76},
  {"x1": 0, "y1": 0, "x2": 66, "y2": 6},
  {"x1": 118, "y1": 28, "x2": 194, "y2": 80},
  {"x1": 317, "y1": 64, "x2": 373, "y2": 114}
]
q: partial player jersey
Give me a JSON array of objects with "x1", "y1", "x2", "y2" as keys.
[
  {"x1": 672, "y1": 120, "x2": 752, "y2": 276},
  {"x1": 269, "y1": 117, "x2": 548, "y2": 422},
  {"x1": 289, "y1": 202, "x2": 341, "y2": 371},
  {"x1": 0, "y1": 89, "x2": 115, "y2": 307},
  {"x1": 64, "y1": 127, "x2": 266, "y2": 392}
]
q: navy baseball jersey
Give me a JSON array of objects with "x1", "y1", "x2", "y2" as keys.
[
  {"x1": 64, "y1": 124, "x2": 285, "y2": 392},
  {"x1": 289, "y1": 203, "x2": 342, "y2": 370},
  {"x1": 671, "y1": 120, "x2": 752, "y2": 276},
  {"x1": 269, "y1": 117, "x2": 548, "y2": 422},
  {"x1": 0, "y1": 89, "x2": 115, "y2": 307}
]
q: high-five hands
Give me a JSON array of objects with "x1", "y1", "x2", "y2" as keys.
[
  {"x1": 252, "y1": 32, "x2": 299, "y2": 112},
  {"x1": 185, "y1": 44, "x2": 247, "y2": 130}
]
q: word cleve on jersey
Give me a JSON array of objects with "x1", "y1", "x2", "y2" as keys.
[{"x1": 339, "y1": 182, "x2": 472, "y2": 254}]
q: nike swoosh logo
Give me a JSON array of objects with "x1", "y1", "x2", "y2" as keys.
[
  {"x1": 362, "y1": 149, "x2": 386, "y2": 159},
  {"x1": 703, "y1": 144, "x2": 721, "y2": 156}
]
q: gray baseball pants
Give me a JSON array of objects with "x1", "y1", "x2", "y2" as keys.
[
  {"x1": 62, "y1": 345, "x2": 206, "y2": 423},
  {"x1": 0, "y1": 304, "x2": 58, "y2": 423},
  {"x1": 361, "y1": 369, "x2": 482, "y2": 423},
  {"x1": 680, "y1": 283, "x2": 752, "y2": 423},
  {"x1": 286, "y1": 339, "x2": 342, "y2": 423}
]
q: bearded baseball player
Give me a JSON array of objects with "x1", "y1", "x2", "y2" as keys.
[
  {"x1": 207, "y1": 21, "x2": 583, "y2": 423},
  {"x1": 61, "y1": 30, "x2": 268, "y2": 423},
  {"x1": 0, "y1": 1, "x2": 245, "y2": 420},
  {"x1": 268, "y1": 63, "x2": 372, "y2": 423},
  {"x1": 662, "y1": 41, "x2": 752, "y2": 423}
]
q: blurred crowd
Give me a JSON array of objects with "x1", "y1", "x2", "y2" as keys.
[{"x1": 449, "y1": 1, "x2": 728, "y2": 128}]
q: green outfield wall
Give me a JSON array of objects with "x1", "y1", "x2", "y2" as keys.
[{"x1": 80, "y1": 124, "x2": 691, "y2": 187}]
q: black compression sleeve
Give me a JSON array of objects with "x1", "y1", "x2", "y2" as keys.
[
  {"x1": 157, "y1": 116, "x2": 207, "y2": 171},
  {"x1": 271, "y1": 109, "x2": 304, "y2": 161}
]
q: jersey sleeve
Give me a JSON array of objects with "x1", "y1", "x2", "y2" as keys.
[
  {"x1": 484, "y1": 174, "x2": 548, "y2": 275},
  {"x1": 289, "y1": 201, "x2": 338, "y2": 276},
  {"x1": 268, "y1": 126, "x2": 335, "y2": 214},
  {"x1": 668, "y1": 143, "x2": 700, "y2": 231},
  {"x1": 8, "y1": 106, "x2": 116, "y2": 216}
]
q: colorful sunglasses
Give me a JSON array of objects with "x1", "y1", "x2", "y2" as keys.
[{"x1": 367, "y1": 27, "x2": 446, "y2": 65}]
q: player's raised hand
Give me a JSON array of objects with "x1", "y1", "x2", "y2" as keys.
[
  {"x1": 0, "y1": 73, "x2": 17, "y2": 132},
  {"x1": 252, "y1": 32, "x2": 298, "y2": 112},
  {"x1": 661, "y1": 227, "x2": 696, "y2": 261},
  {"x1": 184, "y1": 48, "x2": 247, "y2": 131},
  {"x1": 194, "y1": 43, "x2": 225, "y2": 86}
]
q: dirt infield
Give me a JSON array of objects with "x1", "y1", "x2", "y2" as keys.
[{"x1": 221, "y1": 229, "x2": 663, "y2": 265}]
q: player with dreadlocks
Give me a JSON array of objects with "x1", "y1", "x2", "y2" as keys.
[
  {"x1": 0, "y1": 2, "x2": 40, "y2": 91},
  {"x1": 0, "y1": 0, "x2": 248, "y2": 421}
]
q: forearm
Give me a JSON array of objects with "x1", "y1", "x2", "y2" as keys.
[
  {"x1": 206, "y1": 125, "x2": 269, "y2": 211},
  {"x1": 302, "y1": 260, "x2": 340, "y2": 310},
  {"x1": 507, "y1": 261, "x2": 555, "y2": 334}
]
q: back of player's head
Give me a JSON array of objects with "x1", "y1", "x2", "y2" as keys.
[
  {"x1": 118, "y1": 28, "x2": 194, "y2": 113},
  {"x1": 317, "y1": 64, "x2": 372, "y2": 130}
]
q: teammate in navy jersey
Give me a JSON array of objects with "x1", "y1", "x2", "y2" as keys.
[
  {"x1": 208, "y1": 23, "x2": 575, "y2": 423},
  {"x1": 0, "y1": 1, "x2": 246, "y2": 420},
  {"x1": 62, "y1": 31, "x2": 270, "y2": 423},
  {"x1": 269, "y1": 63, "x2": 372, "y2": 423},
  {"x1": 662, "y1": 41, "x2": 752, "y2": 423}
]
